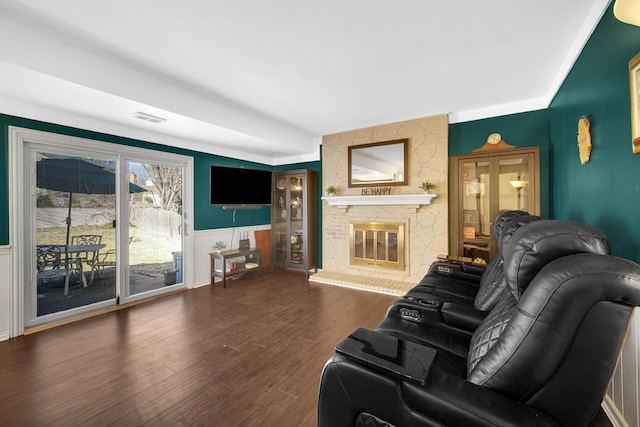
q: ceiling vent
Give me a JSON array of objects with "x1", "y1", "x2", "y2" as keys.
[{"x1": 132, "y1": 111, "x2": 167, "y2": 123}]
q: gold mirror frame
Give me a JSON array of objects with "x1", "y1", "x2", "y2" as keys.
[{"x1": 348, "y1": 139, "x2": 409, "y2": 187}]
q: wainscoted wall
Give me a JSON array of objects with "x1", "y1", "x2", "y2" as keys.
[
  {"x1": 604, "y1": 310, "x2": 640, "y2": 427},
  {"x1": 321, "y1": 114, "x2": 448, "y2": 284},
  {"x1": 0, "y1": 245, "x2": 11, "y2": 341}
]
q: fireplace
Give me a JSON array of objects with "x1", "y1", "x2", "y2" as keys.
[{"x1": 349, "y1": 222, "x2": 405, "y2": 271}]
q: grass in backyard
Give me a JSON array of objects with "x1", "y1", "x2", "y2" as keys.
[{"x1": 36, "y1": 224, "x2": 181, "y2": 265}]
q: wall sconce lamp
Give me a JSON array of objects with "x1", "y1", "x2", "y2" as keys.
[{"x1": 614, "y1": 0, "x2": 640, "y2": 27}]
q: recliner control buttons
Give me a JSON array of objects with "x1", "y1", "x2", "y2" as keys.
[
  {"x1": 437, "y1": 265, "x2": 451, "y2": 274},
  {"x1": 400, "y1": 308, "x2": 420, "y2": 321}
]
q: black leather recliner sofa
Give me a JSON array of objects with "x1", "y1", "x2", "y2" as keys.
[
  {"x1": 383, "y1": 211, "x2": 541, "y2": 339},
  {"x1": 318, "y1": 218, "x2": 640, "y2": 427}
]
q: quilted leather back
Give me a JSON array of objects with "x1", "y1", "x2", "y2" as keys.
[
  {"x1": 467, "y1": 221, "x2": 610, "y2": 385},
  {"x1": 467, "y1": 253, "x2": 640, "y2": 426}
]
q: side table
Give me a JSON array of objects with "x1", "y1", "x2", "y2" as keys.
[{"x1": 210, "y1": 247, "x2": 262, "y2": 287}]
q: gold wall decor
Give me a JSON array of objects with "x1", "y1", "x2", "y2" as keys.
[
  {"x1": 628, "y1": 52, "x2": 640, "y2": 154},
  {"x1": 577, "y1": 116, "x2": 592, "y2": 164},
  {"x1": 472, "y1": 133, "x2": 515, "y2": 152}
]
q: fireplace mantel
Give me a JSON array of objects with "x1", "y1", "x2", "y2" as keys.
[{"x1": 321, "y1": 193, "x2": 436, "y2": 208}]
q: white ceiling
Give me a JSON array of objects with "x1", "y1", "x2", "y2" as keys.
[{"x1": 0, "y1": 0, "x2": 611, "y2": 165}]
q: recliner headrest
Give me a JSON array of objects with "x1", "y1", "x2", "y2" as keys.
[
  {"x1": 493, "y1": 210, "x2": 530, "y2": 241},
  {"x1": 497, "y1": 214, "x2": 540, "y2": 252},
  {"x1": 503, "y1": 220, "x2": 610, "y2": 299},
  {"x1": 473, "y1": 214, "x2": 540, "y2": 312}
]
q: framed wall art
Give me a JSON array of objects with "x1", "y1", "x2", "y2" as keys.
[{"x1": 628, "y1": 52, "x2": 640, "y2": 154}]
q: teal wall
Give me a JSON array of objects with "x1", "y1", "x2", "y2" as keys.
[
  {"x1": 0, "y1": 113, "x2": 283, "y2": 245},
  {"x1": 548, "y1": 5, "x2": 640, "y2": 262},
  {"x1": 449, "y1": 109, "x2": 551, "y2": 219}
]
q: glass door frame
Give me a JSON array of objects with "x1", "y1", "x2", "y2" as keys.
[
  {"x1": 120, "y1": 156, "x2": 188, "y2": 305},
  {"x1": 26, "y1": 143, "x2": 119, "y2": 325},
  {"x1": 9, "y1": 126, "x2": 194, "y2": 334}
]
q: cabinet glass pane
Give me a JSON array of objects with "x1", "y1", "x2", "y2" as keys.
[
  {"x1": 273, "y1": 175, "x2": 287, "y2": 264},
  {"x1": 290, "y1": 232, "x2": 303, "y2": 264},
  {"x1": 462, "y1": 161, "x2": 490, "y2": 262},
  {"x1": 498, "y1": 157, "x2": 530, "y2": 212},
  {"x1": 462, "y1": 161, "x2": 491, "y2": 238},
  {"x1": 289, "y1": 176, "x2": 303, "y2": 219}
]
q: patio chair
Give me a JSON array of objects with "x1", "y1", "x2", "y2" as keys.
[
  {"x1": 36, "y1": 245, "x2": 68, "y2": 290},
  {"x1": 71, "y1": 234, "x2": 102, "y2": 259},
  {"x1": 92, "y1": 249, "x2": 117, "y2": 282},
  {"x1": 71, "y1": 234, "x2": 103, "y2": 279}
]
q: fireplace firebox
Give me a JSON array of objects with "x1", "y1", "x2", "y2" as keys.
[{"x1": 349, "y1": 222, "x2": 405, "y2": 271}]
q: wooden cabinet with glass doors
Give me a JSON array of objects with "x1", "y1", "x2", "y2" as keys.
[
  {"x1": 271, "y1": 169, "x2": 317, "y2": 278},
  {"x1": 449, "y1": 147, "x2": 540, "y2": 264}
]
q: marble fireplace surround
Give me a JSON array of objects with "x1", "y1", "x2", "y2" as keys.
[{"x1": 315, "y1": 114, "x2": 449, "y2": 294}]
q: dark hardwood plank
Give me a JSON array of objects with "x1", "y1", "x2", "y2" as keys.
[
  {"x1": 0, "y1": 270, "x2": 614, "y2": 426},
  {"x1": 0, "y1": 271, "x2": 396, "y2": 426}
]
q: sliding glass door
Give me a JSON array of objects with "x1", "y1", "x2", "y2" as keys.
[
  {"x1": 127, "y1": 161, "x2": 184, "y2": 297},
  {"x1": 33, "y1": 149, "x2": 118, "y2": 318},
  {"x1": 17, "y1": 127, "x2": 193, "y2": 330}
]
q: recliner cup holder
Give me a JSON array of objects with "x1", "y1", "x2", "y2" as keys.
[{"x1": 417, "y1": 299, "x2": 440, "y2": 307}]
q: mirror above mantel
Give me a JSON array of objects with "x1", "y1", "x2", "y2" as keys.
[{"x1": 348, "y1": 139, "x2": 408, "y2": 187}]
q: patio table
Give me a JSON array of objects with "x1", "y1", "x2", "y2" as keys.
[{"x1": 49, "y1": 244, "x2": 106, "y2": 296}]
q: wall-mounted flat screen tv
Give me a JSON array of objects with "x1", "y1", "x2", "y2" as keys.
[{"x1": 210, "y1": 165, "x2": 272, "y2": 209}]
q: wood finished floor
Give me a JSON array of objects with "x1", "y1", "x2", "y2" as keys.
[
  {"x1": 0, "y1": 270, "x2": 614, "y2": 426},
  {"x1": 0, "y1": 271, "x2": 396, "y2": 426}
]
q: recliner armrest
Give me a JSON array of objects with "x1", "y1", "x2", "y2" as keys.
[
  {"x1": 403, "y1": 369, "x2": 561, "y2": 427},
  {"x1": 461, "y1": 263, "x2": 486, "y2": 276},
  {"x1": 441, "y1": 302, "x2": 487, "y2": 332},
  {"x1": 318, "y1": 353, "x2": 560, "y2": 427},
  {"x1": 428, "y1": 262, "x2": 484, "y2": 283},
  {"x1": 335, "y1": 328, "x2": 436, "y2": 386}
]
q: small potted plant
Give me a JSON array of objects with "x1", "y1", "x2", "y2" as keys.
[
  {"x1": 419, "y1": 181, "x2": 437, "y2": 193},
  {"x1": 326, "y1": 185, "x2": 337, "y2": 196},
  {"x1": 212, "y1": 241, "x2": 227, "y2": 253}
]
